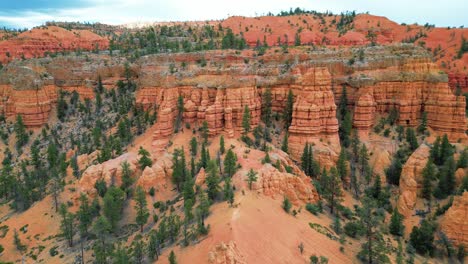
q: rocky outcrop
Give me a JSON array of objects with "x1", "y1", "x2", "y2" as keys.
[
  {"x1": 249, "y1": 163, "x2": 318, "y2": 205},
  {"x1": 79, "y1": 153, "x2": 138, "y2": 195},
  {"x1": 440, "y1": 192, "x2": 468, "y2": 247},
  {"x1": 136, "y1": 154, "x2": 173, "y2": 192},
  {"x1": 208, "y1": 241, "x2": 246, "y2": 264},
  {"x1": 397, "y1": 144, "x2": 431, "y2": 217}
]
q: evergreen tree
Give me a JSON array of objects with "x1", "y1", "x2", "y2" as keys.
[
  {"x1": 175, "y1": 95, "x2": 184, "y2": 133},
  {"x1": 120, "y1": 161, "x2": 134, "y2": 195},
  {"x1": 113, "y1": 243, "x2": 130, "y2": 264},
  {"x1": 92, "y1": 216, "x2": 111, "y2": 263},
  {"x1": 338, "y1": 85, "x2": 348, "y2": 121},
  {"x1": 219, "y1": 135, "x2": 225, "y2": 154},
  {"x1": 430, "y1": 136, "x2": 441, "y2": 165},
  {"x1": 148, "y1": 231, "x2": 160, "y2": 260},
  {"x1": 30, "y1": 139, "x2": 41, "y2": 169},
  {"x1": 262, "y1": 88, "x2": 272, "y2": 126},
  {"x1": 357, "y1": 197, "x2": 390, "y2": 264},
  {"x1": 439, "y1": 134, "x2": 454, "y2": 165},
  {"x1": 169, "y1": 250, "x2": 177, "y2": 264},
  {"x1": 246, "y1": 169, "x2": 258, "y2": 190},
  {"x1": 138, "y1": 147, "x2": 152, "y2": 170},
  {"x1": 59, "y1": 203, "x2": 76, "y2": 247},
  {"x1": 457, "y1": 148, "x2": 468, "y2": 168},
  {"x1": 281, "y1": 132, "x2": 289, "y2": 153},
  {"x1": 223, "y1": 149, "x2": 238, "y2": 178},
  {"x1": 183, "y1": 171, "x2": 195, "y2": 206},
  {"x1": 322, "y1": 167, "x2": 344, "y2": 215},
  {"x1": 418, "y1": 112, "x2": 428, "y2": 134},
  {"x1": 421, "y1": 160, "x2": 436, "y2": 200},
  {"x1": 409, "y1": 219, "x2": 435, "y2": 255},
  {"x1": 199, "y1": 143, "x2": 210, "y2": 169},
  {"x1": 436, "y1": 156, "x2": 457, "y2": 198},
  {"x1": 406, "y1": 128, "x2": 419, "y2": 151},
  {"x1": 131, "y1": 235, "x2": 145, "y2": 264},
  {"x1": 71, "y1": 154, "x2": 80, "y2": 178},
  {"x1": 57, "y1": 90, "x2": 68, "y2": 121},
  {"x1": 337, "y1": 149, "x2": 347, "y2": 182},
  {"x1": 201, "y1": 121, "x2": 209, "y2": 144},
  {"x1": 103, "y1": 186, "x2": 125, "y2": 230},
  {"x1": 77, "y1": 193, "x2": 92, "y2": 238},
  {"x1": 358, "y1": 144, "x2": 372, "y2": 184},
  {"x1": 196, "y1": 191, "x2": 210, "y2": 234},
  {"x1": 206, "y1": 160, "x2": 220, "y2": 201},
  {"x1": 389, "y1": 207, "x2": 404, "y2": 236},
  {"x1": 282, "y1": 196, "x2": 292, "y2": 213},
  {"x1": 134, "y1": 186, "x2": 149, "y2": 232},
  {"x1": 171, "y1": 148, "x2": 187, "y2": 191},
  {"x1": 223, "y1": 177, "x2": 235, "y2": 206},
  {"x1": 340, "y1": 112, "x2": 352, "y2": 147},
  {"x1": 14, "y1": 114, "x2": 29, "y2": 150},
  {"x1": 386, "y1": 157, "x2": 403, "y2": 185},
  {"x1": 387, "y1": 106, "x2": 399, "y2": 126},
  {"x1": 13, "y1": 229, "x2": 26, "y2": 252},
  {"x1": 284, "y1": 89, "x2": 294, "y2": 128},
  {"x1": 242, "y1": 105, "x2": 251, "y2": 135}
]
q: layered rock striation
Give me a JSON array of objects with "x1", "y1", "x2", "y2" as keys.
[{"x1": 440, "y1": 191, "x2": 468, "y2": 247}]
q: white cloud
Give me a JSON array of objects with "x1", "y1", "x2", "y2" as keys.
[{"x1": 0, "y1": 0, "x2": 466, "y2": 29}]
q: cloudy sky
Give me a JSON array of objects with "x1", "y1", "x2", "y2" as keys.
[{"x1": 0, "y1": 0, "x2": 467, "y2": 29}]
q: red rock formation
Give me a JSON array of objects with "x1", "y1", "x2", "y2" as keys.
[
  {"x1": 440, "y1": 191, "x2": 468, "y2": 248},
  {"x1": 353, "y1": 93, "x2": 376, "y2": 138},
  {"x1": 287, "y1": 66, "x2": 340, "y2": 162},
  {"x1": 208, "y1": 241, "x2": 246, "y2": 264},
  {"x1": 0, "y1": 26, "x2": 108, "y2": 63},
  {"x1": 249, "y1": 163, "x2": 318, "y2": 205},
  {"x1": 397, "y1": 144, "x2": 430, "y2": 217},
  {"x1": 136, "y1": 154, "x2": 173, "y2": 192}
]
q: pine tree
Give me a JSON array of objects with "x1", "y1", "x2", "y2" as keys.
[
  {"x1": 282, "y1": 196, "x2": 292, "y2": 213},
  {"x1": 223, "y1": 149, "x2": 238, "y2": 178},
  {"x1": 175, "y1": 95, "x2": 184, "y2": 133},
  {"x1": 57, "y1": 90, "x2": 68, "y2": 121},
  {"x1": 338, "y1": 85, "x2": 348, "y2": 121},
  {"x1": 171, "y1": 148, "x2": 187, "y2": 191},
  {"x1": 196, "y1": 191, "x2": 210, "y2": 233},
  {"x1": 77, "y1": 193, "x2": 92, "y2": 238},
  {"x1": 436, "y1": 156, "x2": 457, "y2": 197},
  {"x1": 201, "y1": 121, "x2": 209, "y2": 144},
  {"x1": 113, "y1": 243, "x2": 130, "y2": 264},
  {"x1": 59, "y1": 203, "x2": 76, "y2": 247},
  {"x1": 190, "y1": 137, "x2": 198, "y2": 156},
  {"x1": 358, "y1": 144, "x2": 372, "y2": 184},
  {"x1": 337, "y1": 149, "x2": 347, "y2": 182},
  {"x1": 219, "y1": 135, "x2": 225, "y2": 154},
  {"x1": 246, "y1": 169, "x2": 258, "y2": 190},
  {"x1": 223, "y1": 177, "x2": 235, "y2": 206},
  {"x1": 199, "y1": 144, "x2": 209, "y2": 169},
  {"x1": 148, "y1": 231, "x2": 160, "y2": 260},
  {"x1": 406, "y1": 128, "x2": 419, "y2": 151},
  {"x1": 301, "y1": 143, "x2": 310, "y2": 174},
  {"x1": 134, "y1": 186, "x2": 149, "y2": 232},
  {"x1": 92, "y1": 216, "x2": 111, "y2": 262},
  {"x1": 430, "y1": 136, "x2": 441, "y2": 165},
  {"x1": 409, "y1": 219, "x2": 435, "y2": 255},
  {"x1": 120, "y1": 161, "x2": 134, "y2": 195},
  {"x1": 323, "y1": 167, "x2": 344, "y2": 215},
  {"x1": 389, "y1": 207, "x2": 404, "y2": 236},
  {"x1": 169, "y1": 250, "x2": 177, "y2": 264},
  {"x1": 14, "y1": 114, "x2": 29, "y2": 150},
  {"x1": 421, "y1": 159, "x2": 435, "y2": 200},
  {"x1": 357, "y1": 197, "x2": 389, "y2": 263},
  {"x1": 281, "y1": 132, "x2": 289, "y2": 153},
  {"x1": 262, "y1": 88, "x2": 272, "y2": 126},
  {"x1": 183, "y1": 171, "x2": 195, "y2": 205},
  {"x1": 206, "y1": 160, "x2": 220, "y2": 201},
  {"x1": 284, "y1": 89, "x2": 294, "y2": 128},
  {"x1": 439, "y1": 134, "x2": 454, "y2": 165},
  {"x1": 242, "y1": 105, "x2": 251, "y2": 135},
  {"x1": 138, "y1": 147, "x2": 152, "y2": 170},
  {"x1": 457, "y1": 148, "x2": 468, "y2": 168},
  {"x1": 418, "y1": 112, "x2": 428, "y2": 134},
  {"x1": 103, "y1": 186, "x2": 125, "y2": 230}
]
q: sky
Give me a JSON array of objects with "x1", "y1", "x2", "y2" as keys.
[{"x1": 0, "y1": 0, "x2": 467, "y2": 29}]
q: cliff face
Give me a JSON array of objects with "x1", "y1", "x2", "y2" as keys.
[
  {"x1": 440, "y1": 191, "x2": 468, "y2": 248},
  {"x1": 0, "y1": 56, "x2": 125, "y2": 126},
  {"x1": 0, "y1": 26, "x2": 109, "y2": 63},
  {"x1": 1, "y1": 45, "x2": 465, "y2": 152}
]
